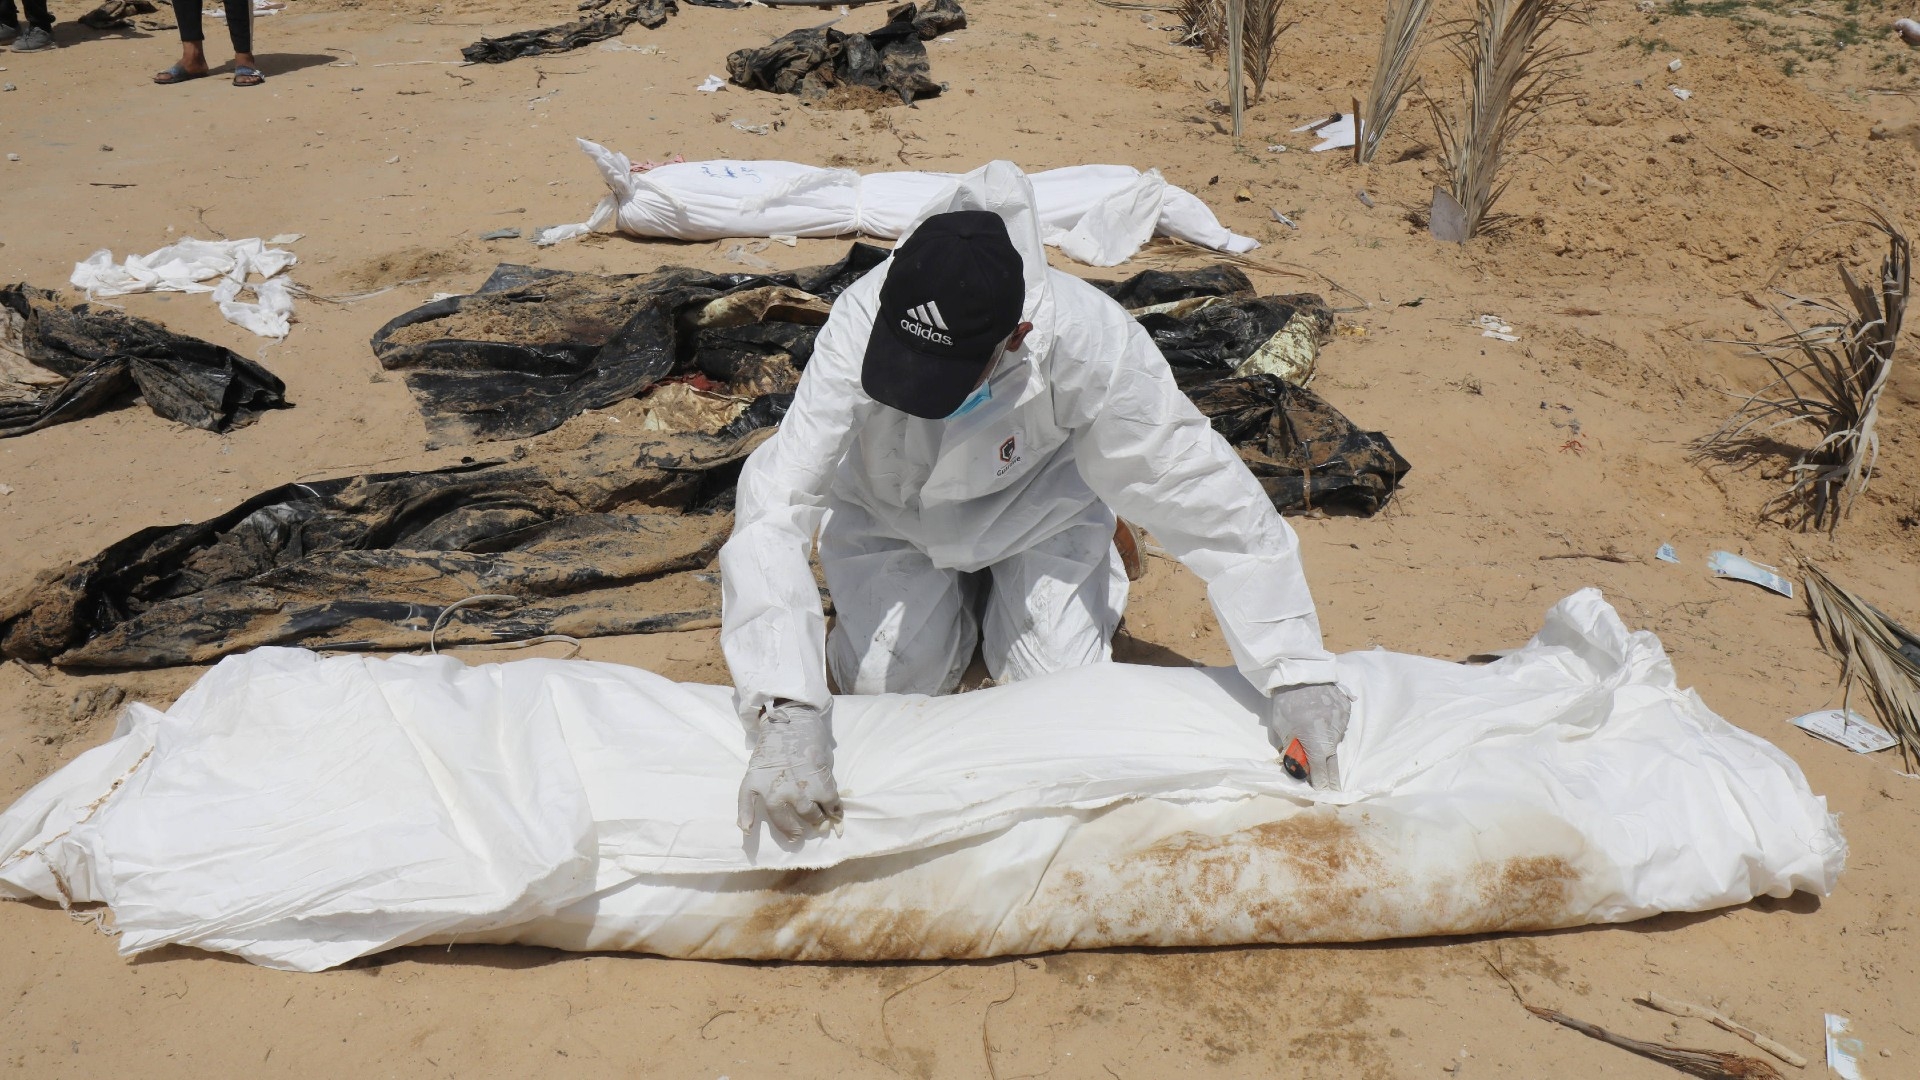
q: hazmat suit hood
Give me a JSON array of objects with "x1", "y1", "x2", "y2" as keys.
[{"x1": 891, "y1": 161, "x2": 1057, "y2": 363}]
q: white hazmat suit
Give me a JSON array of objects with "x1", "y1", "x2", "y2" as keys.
[{"x1": 719, "y1": 162, "x2": 1336, "y2": 741}]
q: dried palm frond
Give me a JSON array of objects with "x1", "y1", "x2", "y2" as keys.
[
  {"x1": 1526, "y1": 1007, "x2": 1784, "y2": 1080},
  {"x1": 1242, "y1": 0, "x2": 1289, "y2": 101},
  {"x1": 1802, "y1": 561, "x2": 1920, "y2": 770},
  {"x1": 1176, "y1": 0, "x2": 1286, "y2": 101},
  {"x1": 1357, "y1": 0, "x2": 1436, "y2": 163},
  {"x1": 1426, "y1": 0, "x2": 1582, "y2": 239},
  {"x1": 1695, "y1": 212, "x2": 1908, "y2": 532},
  {"x1": 1176, "y1": 0, "x2": 1226, "y2": 54}
]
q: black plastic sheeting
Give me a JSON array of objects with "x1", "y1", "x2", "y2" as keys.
[
  {"x1": 0, "y1": 254, "x2": 1407, "y2": 669},
  {"x1": 1189, "y1": 376, "x2": 1412, "y2": 516},
  {"x1": 461, "y1": 0, "x2": 744, "y2": 65},
  {"x1": 369, "y1": 244, "x2": 886, "y2": 446},
  {"x1": 725, "y1": 0, "x2": 965, "y2": 105},
  {"x1": 1, "y1": 284, "x2": 288, "y2": 439},
  {"x1": 0, "y1": 430, "x2": 765, "y2": 668}
]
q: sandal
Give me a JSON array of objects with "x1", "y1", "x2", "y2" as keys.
[
  {"x1": 233, "y1": 65, "x2": 264, "y2": 86},
  {"x1": 153, "y1": 62, "x2": 205, "y2": 84}
]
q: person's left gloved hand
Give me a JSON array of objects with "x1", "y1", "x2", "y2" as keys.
[
  {"x1": 737, "y1": 700, "x2": 844, "y2": 840},
  {"x1": 1266, "y1": 682, "x2": 1352, "y2": 791}
]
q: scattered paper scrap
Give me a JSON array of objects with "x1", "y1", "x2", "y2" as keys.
[
  {"x1": 1707, "y1": 551, "x2": 1793, "y2": 598},
  {"x1": 1791, "y1": 709, "x2": 1897, "y2": 754},
  {"x1": 1825, "y1": 1015, "x2": 1866, "y2": 1080},
  {"x1": 1477, "y1": 314, "x2": 1518, "y2": 342},
  {"x1": 1292, "y1": 113, "x2": 1356, "y2": 152},
  {"x1": 698, "y1": 74, "x2": 726, "y2": 92},
  {"x1": 1670, "y1": 85, "x2": 1692, "y2": 100}
]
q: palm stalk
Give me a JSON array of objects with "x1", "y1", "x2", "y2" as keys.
[
  {"x1": 1427, "y1": 0, "x2": 1581, "y2": 239},
  {"x1": 1357, "y1": 0, "x2": 1436, "y2": 163},
  {"x1": 1696, "y1": 212, "x2": 1908, "y2": 531},
  {"x1": 1802, "y1": 562, "x2": 1920, "y2": 770}
]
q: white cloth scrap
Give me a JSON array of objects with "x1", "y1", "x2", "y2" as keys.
[
  {"x1": 533, "y1": 140, "x2": 1260, "y2": 266},
  {"x1": 71, "y1": 238, "x2": 298, "y2": 338}
]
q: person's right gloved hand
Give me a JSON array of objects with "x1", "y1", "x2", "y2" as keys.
[{"x1": 736, "y1": 699, "x2": 843, "y2": 841}]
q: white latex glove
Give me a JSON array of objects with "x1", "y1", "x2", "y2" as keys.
[
  {"x1": 1266, "y1": 682, "x2": 1352, "y2": 791},
  {"x1": 737, "y1": 700, "x2": 843, "y2": 840}
]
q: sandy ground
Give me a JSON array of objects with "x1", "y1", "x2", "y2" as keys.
[{"x1": 4, "y1": 0, "x2": 1920, "y2": 1075}]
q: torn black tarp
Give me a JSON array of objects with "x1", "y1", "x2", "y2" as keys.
[
  {"x1": 1, "y1": 284, "x2": 288, "y2": 439},
  {"x1": 369, "y1": 244, "x2": 885, "y2": 446},
  {"x1": 0, "y1": 427, "x2": 773, "y2": 669},
  {"x1": 1189, "y1": 375, "x2": 1412, "y2": 515},
  {"x1": 726, "y1": 0, "x2": 965, "y2": 106},
  {"x1": 461, "y1": 0, "x2": 738, "y2": 65}
]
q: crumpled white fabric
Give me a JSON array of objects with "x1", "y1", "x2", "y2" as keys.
[
  {"x1": 533, "y1": 140, "x2": 1259, "y2": 266},
  {"x1": 0, "y1": 590, "x2": 1844, "y2": 971},
  {"x1": 70, "y1": 238, "x2": 299, "y2": 338}
]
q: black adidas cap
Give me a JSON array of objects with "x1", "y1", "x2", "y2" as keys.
[{"x1": 862, "y1": 210, "x2": 1026, "y2": 420}]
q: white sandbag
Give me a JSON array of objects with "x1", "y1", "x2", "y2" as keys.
[
  {"x1": 533, "y1": 143, "x2": 1259, "y2": 266},
  {"x1": 0, "y1": 591, "x2": 1843, "y2": 971},
  {"x1": 70, "y1": 238, "x2": 299, "y2": 339}
]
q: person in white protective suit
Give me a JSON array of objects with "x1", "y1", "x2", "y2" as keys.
[{"x1": 720, "y1": 161, "x2": 1351, "y2": 840}]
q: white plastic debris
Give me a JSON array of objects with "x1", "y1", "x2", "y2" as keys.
[
  {"x1": 534, "y1": 144, "x2": 1259, "y2": 266},
  {"x1": 1477, "y1": 314, "x2": 1518, "y2": 341},
  {"x1": 69, "y1": 238, "x2": 299, "y2": 338},
  {"x1": 1707, "y1": 551, "x2": 1794, "y2": 598},
  {"x1": 5, "y1": 154, "x2": 18, "y2": 163},
  {"x1": 1655, "y1": 543, "x2": 1679, "y2": 563},
  {"x1": 1265, "y1": 143, "x2": 1287, "y2": 153},
  {"x1": 1825, "y1": 1015, "x2": 1866, "y2": 1080},
  {"x1": 210, "y1": 0, "x2": 281, "y2": 15},
  {"x1": 598, "y1": 40, "x2": 659, "y2": 53},
  {"x1": 0, "y1": 484, "x2": 12, "y2": 496},
  {"x1": 265, "y1": 232, "x2": 304, "y2": 245},
  {"x1": 1670, "y1": 85, "x2": 1692, "y2": 100},
  {"x1": 1895, "y1": 18, "x2": 1920, "y2": 46},
  {"x1": 0, "y1": 590, "x2": 1845, "y2": 971},
  {"x1": 730, "y1": 120, "x2": 770, "y2": 135},
  {"x1": 1292, "y1": 113, "x2": 1357, "y2": 152},
  {"x1": 697, "y1": 74, "x2": 726, "y2": 92},
  {"x1": 1790, "y1": 709, "x2": 1897, "y2": 754},
  {"x1": 1667, "y1": 58, "x2": 1684, "y2": 72}
]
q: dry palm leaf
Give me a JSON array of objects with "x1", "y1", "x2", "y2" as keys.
[
  {"x1": 1695, "y1": 211, "x2": 1908, "y2": 532},
  {"x1": 1241, "y1": 0, "x2": 1290, "y2": 101},
  {"x1": 1177, "y1": 0, "x2": 1226, "y2": 53},
  {"x1": 1802, "y1": 561, "x2": 1920, "y2": 770},
  {"x1": 1179, "y1": 0, "x2": 1287, "y2": 102},
  {"x1": 1527, "y1": 1007, "x2": 1784, "y2": 1080},
  {"x1": 1357, "y1": 0, "x2": 1436, "y2": 163},
  {"x1": 1426, "y1": 0, "x2": 1581, "y2": 239}
]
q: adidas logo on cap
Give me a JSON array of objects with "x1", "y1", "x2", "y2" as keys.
[{"x1": 899, "y1": 299, "x2": 954, "y2": 345}]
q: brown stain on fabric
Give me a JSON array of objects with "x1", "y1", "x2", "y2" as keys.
[{"x1": 703, "y1": 812, "x2": 1588, "y2": 961}]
